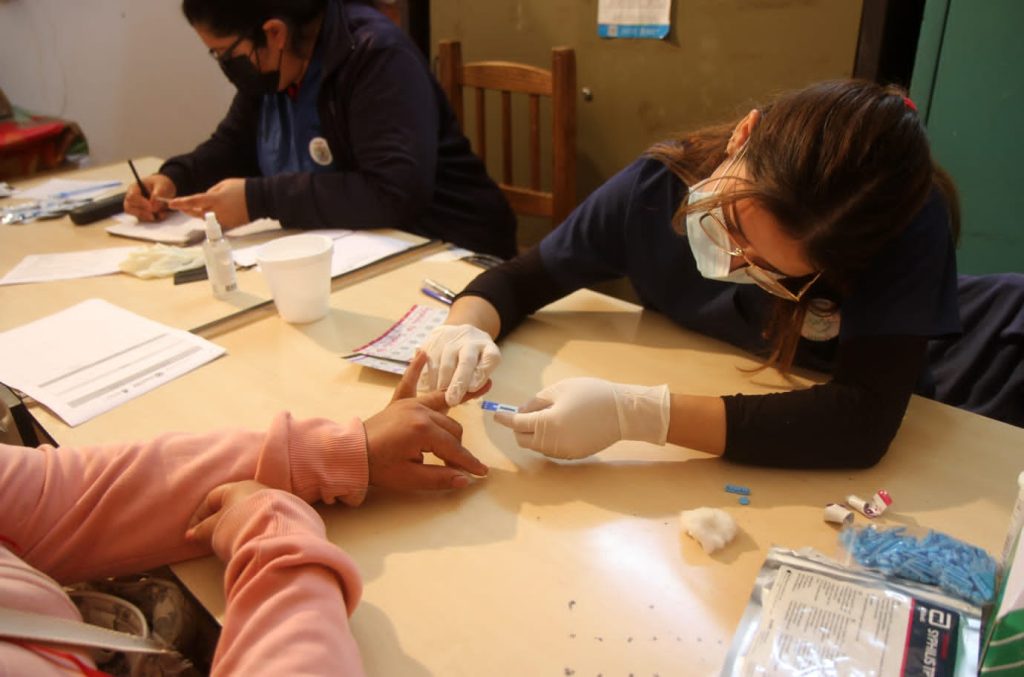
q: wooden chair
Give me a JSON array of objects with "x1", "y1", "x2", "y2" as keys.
[{"x1": 437, "y1": 40, "x2": 577, "y2": 228}]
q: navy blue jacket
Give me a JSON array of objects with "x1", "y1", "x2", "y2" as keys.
[{"x1": 160, "y1": 0, "x2": 517, "y2": 259}]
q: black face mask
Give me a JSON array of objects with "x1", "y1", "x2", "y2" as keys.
[{"x1": 218, "y1": 39, "x2": 281, "y2": 95}]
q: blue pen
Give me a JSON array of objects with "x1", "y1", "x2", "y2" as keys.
[
  {"x1": 421, "y1": 287, "x2": 453, "y2": 305},
  {"x1": 423, "y1": 278, "x2": 457, "y2": 301},
  {"x1": 52, "y1": 180, "x2": 122, "y2": 200}
]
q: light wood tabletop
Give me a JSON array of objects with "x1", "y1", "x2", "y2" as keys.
[
  {"x1": 0, "y1": 159, "x2": 431, "y2": 333},
  {"x1": 26, "y1": 247, "x2": 1024, "y2": 675}
]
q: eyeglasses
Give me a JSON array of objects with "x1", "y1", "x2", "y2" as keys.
[
  {"x1": 698, "y1": 208, "x2": 821, "y2": 302},
  {"x1": 209, "y1": 34, "x2": 247, "y2": 63}
]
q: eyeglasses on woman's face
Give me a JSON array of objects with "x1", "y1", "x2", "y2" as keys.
[
  {"x1": 697, "y1": 208, "x2": 821, "y2": 302},
  {"x1": 208, "y1": 34, "x2": 247, "y2": 63}
]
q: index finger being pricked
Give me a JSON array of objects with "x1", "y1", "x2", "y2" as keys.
[{"x1": 393, "y1": 350, "x2": 428, "y2": 402}]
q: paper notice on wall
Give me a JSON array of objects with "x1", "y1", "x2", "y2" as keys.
[{"x1": 598, "y1": 0, "x2": 671, "y2": 39}]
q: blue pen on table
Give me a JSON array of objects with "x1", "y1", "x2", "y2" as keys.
[
  {"x1": 423, "y1": 278, "x2": 457, "y2": 301},
  {"x1": 127, "y1": 159, "x2": 150, "y2": 199},
  {"x1": 421, "y1": 287, "x2": 453, "y2": 305}
]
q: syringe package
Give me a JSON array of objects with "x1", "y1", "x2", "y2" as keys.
[{"x1": 721, "y1": 547, "x2": 982, "y2": 676}]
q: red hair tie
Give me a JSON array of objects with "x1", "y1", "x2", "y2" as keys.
[{"x1": 902, "y1": 96, "x2": 917, "y2": 112}]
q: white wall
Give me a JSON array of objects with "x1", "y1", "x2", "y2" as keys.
[{"x1": 0, "y1": 0, "x2": 235, "y2": 165}]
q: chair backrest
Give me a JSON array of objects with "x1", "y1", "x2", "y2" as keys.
[{"x1": 437, "y1": 40, "x2": 577, "y2": 227}]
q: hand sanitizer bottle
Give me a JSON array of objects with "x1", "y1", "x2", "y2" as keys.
[{"x1": 203, "y1": 211, "x2": 237, "y2": 298}]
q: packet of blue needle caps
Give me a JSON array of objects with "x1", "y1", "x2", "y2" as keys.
[
  {"x1": 721, "y1": 547, "x2": 982, "y2": 676},
  {"x1": 839, "y1": 525, "x2": 997, "y2": 606}
]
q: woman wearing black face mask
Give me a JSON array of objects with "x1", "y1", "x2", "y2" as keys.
[{"x1": 123, "y1": 0, "x2": 518, "y2": 259}]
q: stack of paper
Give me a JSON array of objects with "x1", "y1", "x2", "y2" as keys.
[
  {"x1": 0, "y1": 299, "x2": 225, "y2": 426},
  {"x1": 106, "y1": 214, "x2": 281, "y2": 245}
]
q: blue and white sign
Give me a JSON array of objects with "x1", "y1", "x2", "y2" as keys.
[{"x1": 598, "y1": 0, "x2": 671, "y2": 40}]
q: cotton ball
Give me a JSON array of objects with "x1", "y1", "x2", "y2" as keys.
[{"x1": 680, "y1": 507, "x2": 737, "y2": 554}]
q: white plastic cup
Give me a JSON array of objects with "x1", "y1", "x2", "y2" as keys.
[{"x1": 255, "y1": 234, "x2": 334, "y2": 323}]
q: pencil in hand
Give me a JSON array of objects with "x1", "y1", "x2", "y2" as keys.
[{"x1": 128, "y1": 158, "x2": 151, "y2": 200}]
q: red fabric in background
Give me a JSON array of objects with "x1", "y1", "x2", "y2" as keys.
[{"x1": 0, "y1": 114, "x2": 84, "y2": 180}]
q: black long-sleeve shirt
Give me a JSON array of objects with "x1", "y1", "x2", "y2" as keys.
[{"x1": 460, "y1": 157, "x2": 963, "y2": 468}]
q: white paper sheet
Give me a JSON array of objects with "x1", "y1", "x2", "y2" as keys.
[
  {"x1": 345, "y1": 305, "x2": 448, "y2": 375},
  {"x1": 231, "y1": 229, "x2": 353, "y2": 268},
  {"x1": 106, "y1": 212, "x2": 207, "y2": 245},
  {"x1": 0, "y1": 247, "x2": 139, "y2": 286},
  {"x1": 14, "y1": 178, "x2": 122, "y2": 200},
  {"x1": 422, "y1": 246, "x2": 474, "y2": 263},
  {"x1": 106, "y1": 214, "x2": 281, "y2": 246},
  {"x1": 232, "y1": 230, "x2": 412, "y2": 276},
  {"x1": 0, "y1": 299, "x2": 226, "y2": 426},
  {"x1": 328, "y1": 232, "x2": 413, "y2": 276}
]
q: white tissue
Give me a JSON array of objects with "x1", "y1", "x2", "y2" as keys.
[
  {"x1": 680, "y1": 507, "x2": 737, "y2": 554},
  {"x1": 119, "y1": 244, "x2": 205, "y2": 279}
]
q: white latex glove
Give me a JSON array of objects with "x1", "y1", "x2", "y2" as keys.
[
  {"x1": 417, "y1": 324, "x2": 502, "y2": 406},
  {"x1": 493, "y1": 377, "x2": 670, "y2": 459}
]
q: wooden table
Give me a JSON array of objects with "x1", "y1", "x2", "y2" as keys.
[
  {"x1": 0, "y1": 159, "x2": 430, "y2": 333},
  {"x1": 26, "y1": 246, "x2": 1024, "y2": 675}
]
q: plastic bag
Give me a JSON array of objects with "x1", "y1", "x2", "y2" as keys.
[{"x1": 721, "y1": 547, "x2": 982, "y2": 676}]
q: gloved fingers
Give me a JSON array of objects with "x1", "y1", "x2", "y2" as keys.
[
  {"x1": 435, "y1": 342, "x2": 463, "y2": 394},
  {"x1": 513, "y1": 430, "x2": 538, "y2": 451},
  {"x1": 518, "y1": 396, "x2": 554, "y2": 414},
  {"x1": 464, "y1": 379, "x2": 492, "y2": 402},
  {"x1": 494, "y1": 407, "x2": 548, "y2": 433},
  {"x1": 445, "y1": 342, "x2": 483, "y2": 406},
  {"x1": 468, "y1": 343, "x2": 501, "y2": 391}
]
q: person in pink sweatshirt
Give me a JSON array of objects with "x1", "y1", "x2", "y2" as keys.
[{"x1": 0, "y1": 352, "x2": 487, "y2": 675}]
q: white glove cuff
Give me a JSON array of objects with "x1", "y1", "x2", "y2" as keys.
[{"x1": 614, "y1": 383, "x2": 671, "y2": 445}]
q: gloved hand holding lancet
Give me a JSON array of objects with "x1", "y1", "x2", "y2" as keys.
[{"x1": 493, "y1": 377, "x2": 670, "y2": 459}]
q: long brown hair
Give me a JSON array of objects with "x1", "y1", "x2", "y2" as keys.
[{"x1": 648, "y1": 79, "x2": 960, "y2": 372}]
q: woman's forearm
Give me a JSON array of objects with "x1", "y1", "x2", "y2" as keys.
[
  {"x1": 446, "y1": 295, "x2": 502, "y2": 339},
  {"x1": 667, "y1": 394, "x2": 727, "y2": 456}
]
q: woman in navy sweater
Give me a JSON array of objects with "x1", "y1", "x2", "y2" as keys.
[
  {"x1": 417, "y1": 79, "x2": 1023, "y2": 468},
  {"x1": 124, "y1": 0, "x2": 517, "y2": 259}
]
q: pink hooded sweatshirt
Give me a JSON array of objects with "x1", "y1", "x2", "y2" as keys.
[{"x1": 0, "y1": 411, "x2": 370, "y2": 675}]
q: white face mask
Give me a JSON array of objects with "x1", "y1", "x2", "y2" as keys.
[{"x1": 684, "y1": 154, "x2": 756, "y2": 284}]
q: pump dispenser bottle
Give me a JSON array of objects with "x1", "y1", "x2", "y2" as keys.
[{"x1": 203, "y1": 211, "x2": 238, "y2": 298}]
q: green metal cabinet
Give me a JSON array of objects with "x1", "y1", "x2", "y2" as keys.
[{"x1": 912, "y1": 0, "x2": 1024, "y2": 273}]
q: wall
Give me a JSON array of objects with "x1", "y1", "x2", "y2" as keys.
[
  {"x1": 432, "y1": 0, "x2": 863, "y2": 245},
  {"x1": 0, "y1": 0, "x2": 234, "y2": 166}
]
